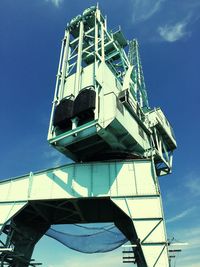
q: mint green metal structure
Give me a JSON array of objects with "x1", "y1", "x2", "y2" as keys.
[
  {"x1": 47, "y1": 6, "x2": 176, "y2": 175},
  {"x1": 0, "y1": 5, "x2": 177, "y2": 267},
  {"x1": 1, "y1": 160, "x2": 169, "y2": 267}
]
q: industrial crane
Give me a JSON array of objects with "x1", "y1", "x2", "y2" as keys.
[{"x1": 0, "y1": 6, "x2": 176, "y2": 267}]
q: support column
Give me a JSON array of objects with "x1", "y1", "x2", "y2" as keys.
[{"x1": 112, "y1": 195, "x2": 169, "y2": 267}]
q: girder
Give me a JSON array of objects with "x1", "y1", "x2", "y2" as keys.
[{"x1": 0, "y1": 160, "x2": 170, "y2": 267}]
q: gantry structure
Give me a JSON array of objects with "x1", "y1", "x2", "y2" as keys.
[{"x1": 0, "y1": 5, "x2": 177, "y2": 267}]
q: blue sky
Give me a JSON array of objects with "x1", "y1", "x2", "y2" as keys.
[{"x1": 0, "y1": 0, "x2": 200, "y2": 266}]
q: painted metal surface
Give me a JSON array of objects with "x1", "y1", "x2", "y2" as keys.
[
  {"x1": 0, "y1": 160, "x2": 169, "y2": 266},
  {"x1": 0, "y1": 160, "x2": 157, "y2": 202},
  {"x1": 47, "y1": 6, "x2": 176, "y2": 176},
  {"x1": 0, "y1": 202, "x2": 27, "y2": 232}
]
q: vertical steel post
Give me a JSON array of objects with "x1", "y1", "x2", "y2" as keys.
[
  {"x1": 74, "y1": 20, "x2": 84, "y2": 97},
  {"x1": 59, "y1": 30, "x2": 70, "y2": 100},
  {"x1": 135, "y1": 41, "x2": 143, "y2": 107},
  {"x1": 47, "y1": 33, "x2": 65, "y2": 138},
  {"x1": 94, "y1": 10, "x2": 100, "y2": 121}
]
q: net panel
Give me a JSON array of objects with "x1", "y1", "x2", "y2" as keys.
[{"x1": 46, "y1": 223, "x2": 128, "y2": 253}]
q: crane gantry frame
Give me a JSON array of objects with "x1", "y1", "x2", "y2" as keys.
[{"x1": 0, "y1": 5, "x2": 177, "y2": 267}]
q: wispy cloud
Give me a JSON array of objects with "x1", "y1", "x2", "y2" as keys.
[
  {"x1": 43, "y1": 147, "x2": 70, "y2": 168},
  {"x1": 180, "y1": 262, "x2": 200, "y2": 267},
  {"x1": 47, "y1": 251, "x2": 122, "y2": 267},
  {"x1": 178, "y1": 254, "x2": 200, "y2": 267},
  {"x1": 170, "y1": 227, "x2": 200, "y2": 267},
  {"x1": 130, "y1": 0, "x2": 200, "y2": 42},
  {"x1": 166, "y1": 207, "x2": 195, "y2": 223},
  {"x1": 185, "y1": 175, "x2": 200, "y2": 196},
  {"x1": 46, "y1": 0, "x2": 63, "y2": 7},
  {"x1": 131, "y1": 0, "x2": 165, "y2": 23},
  {"x1": 177, "y1": 227, "x2": 200, "y2": 250},
  {"x1": 158, "y1": 19, "x2": 190, "y2": 42}
]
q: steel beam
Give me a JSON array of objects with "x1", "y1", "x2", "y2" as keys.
[{"x1": 0, "y1": 160, "x2": 169, "y2": 266}]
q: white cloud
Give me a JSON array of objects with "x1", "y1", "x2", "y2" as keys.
[
  {"x1": 166, "y1": 207, "x2": 195, "y2": 223},
  {"x1": 47, "y1": 251, "x2": 122, "y2": 267},
  {"x1": 171, "y1": 226, "x2": 200, "y2": 250},
  {"x1": 177, "y1": 254, "x2": 200, "y2": 267},
  {"x1": 46, "y1": 0, "x2": 63, "y2": 7},
  {"x1": 131, "y1": 0, "x2": 165, "y2": 22},
  {"x1": 43, "y1": 148, "x2": 69, "y2": 168},
  {"x1": 170, "y1": 226, "x2": 200, "y2": 252},
  {"x1": 130, "y1": 0, "x2": 200, "y2": 41},
  {"x1": 185, "y1": 176, "x2": 200, "y2": 196},
  {"x1": 170, "y1": 227, "x2": 200, "y2": 267},
  {"x1": 158, "y1": 20, "x2": 189, "y2": 42}
]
